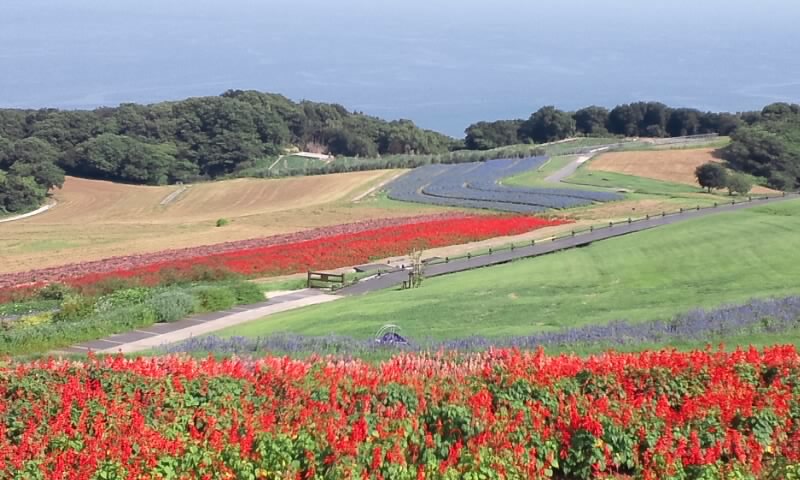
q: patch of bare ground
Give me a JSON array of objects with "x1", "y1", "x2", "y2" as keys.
[
  {"x1": 588, "y1": 148, "x2": 777, "y2": 194},
  {"x1": 0, "y1": 171, "x2": 443, "y2": 274}
]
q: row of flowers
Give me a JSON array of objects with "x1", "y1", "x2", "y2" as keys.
[
  {"x1": 1, "y1": 215, "x2": 565, "y2": 301},
  {"x1": 0, "y1": 214, "x2": 469, "y2": 290},
  {"x1": 2, "y1": 347, "x2": 800, "y2": 478}
]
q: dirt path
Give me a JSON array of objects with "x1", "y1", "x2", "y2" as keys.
[
  {"x1": 0, "y1": 201, "x2": 57, "y2": 224},
  {"x1": 544, "y1": 147, "x2": 609, "y2": 183},
  {"x1": 352, "y1": 172, "x2": 404, "y2": 202}
]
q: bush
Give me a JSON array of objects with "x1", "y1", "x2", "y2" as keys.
[
  {"x1": 0, "y1": 302, "x2": 161, "y2": 355},
  {"x1": 148, "y1": 291, "x2": 197, "y2": 323},
  {"x1": 695, "y1": 162, "x2": 729, "y2": 192},
  {"x1": 16, "y1": 312, "x2": 54, "y2": 328},
  {"x1": 226, "y1": 281, "x2": 266, "y2": 304},
  {"x1": 216, "y1": 218, "x2": 229, "y2": 227},
  {"x1": 37, "y1": 283, "x2": 74, "y2": 301},
  {"x1": 190, "y1": 286, "x2": 237, "y2": 312},
  {"x1": 94, "y1": 288, "x2": 153, "y2": 313},
  {"x1": 80, "y1": 276, "x2": 142, "y2": 297},
  {"x1": 727, "y1": 172, "x2": 754, "y2": 195},
  {"x1": 52, "y1": 295, "x2": 96, "y2": 323}
]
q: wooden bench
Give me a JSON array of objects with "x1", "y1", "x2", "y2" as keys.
[{"x1": 307, "y1": 271, "x2": 345, "y2": 289}]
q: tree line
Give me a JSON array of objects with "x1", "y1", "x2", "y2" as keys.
[
  {"x1": 719, "y1": 103, "x2": 800, "y2": 190},
  {"x1": 464, "y1": 101, "x2": 745, "y2": 150},
  {"x1": 0, "y1": 90, "x2": 455, "y2": 213},
  {"x1": 1, "y1": 91, "x2": 798, "y2": 214},
  {"x1": 466, "y1": 101, "x2": 800, "y2": 190}
]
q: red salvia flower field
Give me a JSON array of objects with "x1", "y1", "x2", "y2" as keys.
[
  {"x1": 2, "y1": 347, "x2": 800, "y2": 479},
  {"x1": 0, "y1": 214, "x2": 566, "y2": 298}
]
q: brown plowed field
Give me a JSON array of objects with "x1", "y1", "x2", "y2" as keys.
[
  {"x1": 0, "y1": 170, "x2": 446, "y2": 274},
  {"x1": 587, "y1": 148, "x2": 776, "y2": 194}
]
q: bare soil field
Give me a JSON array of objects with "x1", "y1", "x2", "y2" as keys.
[
  {"x1": 0, "y1": 171, "x2": 447, "y2": 274},
  {"x1": 587, "y1": 148, "x2": 775, "y2": 194}
]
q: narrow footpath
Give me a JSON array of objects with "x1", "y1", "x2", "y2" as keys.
[{"x1": 54, "y1": 289, "x2": 339, "y2": 355}]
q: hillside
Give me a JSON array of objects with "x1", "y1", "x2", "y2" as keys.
[
  {"x1": 721, "y1": 102, "x2": 800, "y2": 190},
  {"x1": 0, "y1": 171, "x2": 447, "y2": 274},
  {"x1": 585, "y1": 147, "x2": 776, "y2": 194},
  {"x1": 0, "y1": 90, "x2": 456, "y2": 213},
  {"x1": 219, "y1": 199, "x2": 800, "y2": 346}
]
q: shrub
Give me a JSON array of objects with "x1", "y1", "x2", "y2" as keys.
[
  {"x1": 37, "y1": 283, "x2": 74, "y2": 301},
  {"x1": 0, "y1": 304, "x2": 158, "y2": 355},
  {"x1": 16, "y1": 312, "x2": 54, "y2": 328},
  {"x1": 727, "y1": 172, "x2": 754, "y2": 195},
  {"x1": 225, "y1": 280, "x2": 266, "y2": 304},
  {"x1": 52, "y1": 295, "x2": 96, "y2": 323},
  {"x1": 147, "y1": 291, "x2": 197, "y2": 323},
  {"x1": 81, "y1": 276, "x2": 142, "y2": 297},
  {"x1": 216, "y1": 218, "x2": 229, "y2": 227},
  {"x1": 188, "y1": 265, "x2": 240, "y2": 283},
  {"x1": 190, "y1": 286, "x2": 236, "y2": 312},
  {"x1": 695, "y1": 162, "x2": 729, "y2": 192},
  {"x1": 94, "y1": 288, "x2": 153, "y2": 313}
]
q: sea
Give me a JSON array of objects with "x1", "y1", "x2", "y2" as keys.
[{"x1": 1, "y1": 0, "x2": 798, "y2": 136}]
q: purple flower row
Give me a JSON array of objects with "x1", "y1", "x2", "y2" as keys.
[{"x1": 160, "y1": 296, "x2": 800, "y2": 355}]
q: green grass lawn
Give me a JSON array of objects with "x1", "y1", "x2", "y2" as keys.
[
  {"x1": 565, "y1": 168, "x2": 704, "y2": 195},
  {"x1": 502, "y1": 155, "x2": 581, "y2": 188},
  {"x1": 218, "y1": 199, "x2": 800, "y2": 342}
]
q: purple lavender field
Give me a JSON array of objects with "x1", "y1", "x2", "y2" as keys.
[{"x1": 162, "y1": 296, "x2": 800, "y2": 355}]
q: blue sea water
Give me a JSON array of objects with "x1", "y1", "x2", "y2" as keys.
[{"x1": 1, "y1": 0, "x2": 798, "y2": 136}]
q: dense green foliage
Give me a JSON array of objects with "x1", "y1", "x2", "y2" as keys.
[
  {"x1": 721, "y1": 103, "x2": 800, "y2": 190},
  {"x1": 0, "y1": 137, "x2": 64, "y2": 213},
  {"x1": 463, "y1": 102, "x2": 746, "y2": 150},
  {"x1": 2, "y1": 90, "x2": 797, "y2": 213},
  {"x1": 0, "y1": 90, "x2": 455, "y2": 210},
  {"x1": 0, "y1": 278, "x2": 266, "y2": 354},
  {"x1": 695, "y1": 162, "x2": 729, "y2": 192},
  {"x1": 464, "y1": 120, "x2": 524, "y2": 149},
  {"x1": 518, "y1": 106, "x2": 577, "y2": 143},
  {"x1": 726, "y1": 173, "x2": 754, "y2": 196}
]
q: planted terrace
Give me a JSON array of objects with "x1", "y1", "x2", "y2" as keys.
[{"x1": 386, "y1": 156, "x2": 622, "y2": 212}]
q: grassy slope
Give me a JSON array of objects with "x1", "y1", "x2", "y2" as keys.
[
  {"x1": 219, "y1": 199, "x2": 800, "y2": 341},
  {"x1": 565, "y1": 168, "x2": 702, "y2": 195}
]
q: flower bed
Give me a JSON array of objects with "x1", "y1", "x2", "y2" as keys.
[
  {"x1": 0, "y1": 215, "x2": 566, "y2": 300},
  {"x1": 0, "y1": 214, "x2": 468, "y2": 290},
  {"x1": 1, "y1": 347, "x2": 799, "y2": 478}
]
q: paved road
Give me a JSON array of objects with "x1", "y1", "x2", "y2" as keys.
[{"x1": 339, "y1": 195, "x2": 798, "y2": 295}]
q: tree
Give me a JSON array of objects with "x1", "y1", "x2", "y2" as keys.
[
  {"x1": 6, "y1": 138, "x2": 64, "y2": 189},
  {"x1": 0, "y1": 135, "x2": 10, "y2": 169},
  {"x1": 667, "y1": 109, "x2": 702, "y2": 137},
  {"x1": 695, "y1": 162, "x2": 729, "y2": 192},
  {"x1": 518, "y1": 106, "x2": 576, "y2": 143},
  {"x1": 573, "y1": 106, "x2": 609, "y2": 136},
  {"x1": 720, "y1": 125, "x2": 798, "y2": 190},
  {"x1": 464, "y1": 120, "x2": 522, "y2": 150},
  {"x1": 0, "y1": 174, "x2": 47, "y2": 212},
  {"x1": 726, "y1": 173, "x2": 753, "y2": 196}
]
